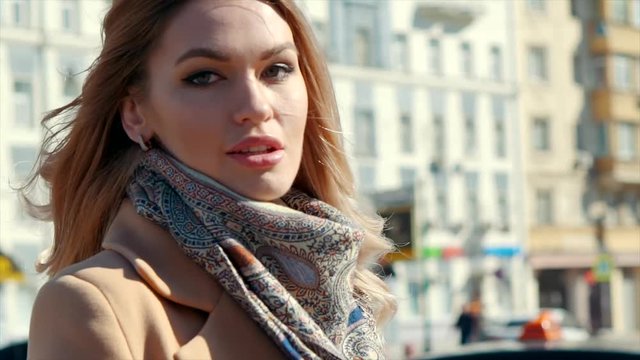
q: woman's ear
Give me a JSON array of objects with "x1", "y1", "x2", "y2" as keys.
[{"x1": 120, "y1": 95, "x2": 151, "y2": 143}]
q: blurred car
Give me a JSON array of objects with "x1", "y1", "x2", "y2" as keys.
[
  {"x1": 420, "y1": 340, "x2": 640, "y2": 360},
  {"x1": 481, "y1": 316, "x2": 532, "y2": 341},
  {"x1": 481, "y1": 308, "x2": 589, "y2": 342},
  {"x1": 424, "y1": 311, "x2": 637, "y2": 360},
  {"x1": 0, "y1": 341, "x2": 27, "y2": 360},
  {"x1": 539, "y1": 307, "x2": 590, "y2": 342}
]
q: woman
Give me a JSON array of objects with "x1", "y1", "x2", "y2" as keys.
[{"x1": 24, "y1": 0, "x2": 395, "y2": 359}]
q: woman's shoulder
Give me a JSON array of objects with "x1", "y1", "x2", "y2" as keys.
[
  {"x1": 29, "y1": 250, "x2": 136, "y2": 359},
  {"x1": 51, "y1": 249, "x2": 141, "y2": 292},
  {"x1": 58, "y1": 248, "x2": 132, "y2": 273},
  {"x1": 33, "y1": 249, "x2": 154, "y2": 332}
]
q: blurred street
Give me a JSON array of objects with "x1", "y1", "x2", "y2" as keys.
[{"x1": 1, "y1": 0, "x2": 639, "y2": 358}]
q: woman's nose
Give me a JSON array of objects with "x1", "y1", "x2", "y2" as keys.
[{"x1": 232, "y1": 77, "x2": 273, "y2": 125}]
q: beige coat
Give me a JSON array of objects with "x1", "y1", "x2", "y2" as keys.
[{"x1": 28, "y1": 200, "x2": 285, "y2": 360}]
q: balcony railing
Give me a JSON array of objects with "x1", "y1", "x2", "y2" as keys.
[
  {"x1": 591, "y1": 89, "x2": 640, "y2": 122},
  {"x1": 590, "y1": 20, "x2": 640, "y2": 56},
  {"x1": 414, "y1": 1, "x2": 483, "y2": 31},
  {"x1": 594, "y1": 155, "x2": 640, "y2": 185}
]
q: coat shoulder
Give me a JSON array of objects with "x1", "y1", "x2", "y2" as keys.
[
  {"x1": 55, "y1": 249, "x2": 139, "y2": 283},
  {"x1": 28, "y1": 252, "x2": 135, "y2": 359}
]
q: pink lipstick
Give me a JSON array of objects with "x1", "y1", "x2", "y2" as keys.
[{"x1": 226, "y1": 135, "x2": 284, "y2": 169}]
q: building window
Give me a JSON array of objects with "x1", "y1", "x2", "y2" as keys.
[
  {"x1": 593, "y1": 56, "x2": 606, "y2": 88},
  {"x1": 392, "y1": 33, "x2": 408, "y2": 72},
  {"x1": 536, "y1": 189, "x2": 554, "y2": 225},
  {"x1": 464, "y1": 116, "x2": 477, "y2": 156},
  {"x1": 61, "y1": 63, "x2": 79, "y2": 99},
  {"x1": 312, "y1": 21, "x2": 327, "y2": 53},
  {"x1": 633, "y1": 0, "x2": 640, "y2": 27},
  {"x1": 492, "y1": 96, "x2": 507, "y2": 158},
  {"x1": 408, "y1": 280, "x2": 420, "y2": 315},
  {"x1": 490, "y1": 46, "x2": 502, "y2": 81},
  {"x1": 435, "y1": 172, "x2": 449, "y2": 226},
  {"x1": 61, "y1": 0, "x2": 78, "y2": 32},
  {"x1": 527, "y1": 0, "x2": 546, "y2": 12},
  {"x1": 462, "y1": 92, "x2": 476, "y2": 156},
  {"x1": 597, "y1": 123, "x2": 610, "y2": 157},
  {"x1": 354, "y1": 27, "x2": 372, "y2": 67},
  {"x1": 59, "y1": 52, "x2": 87, "y2": 99},
  {"x1": 440, "y1": 262, "x2": 453, "y2": 315},
  {"x1": 461, "y1": 42, "x2": 473, "y2": 78},
  {"x1": 429, "y1": 38, "x2": 442, "y2": 75},
  {"x1": 430, "y1": 91, "x2": 446, "y2": 161},
  {"x1": 573, "y1": 54, "x2": 582, "y2": 84},
  {"x1": 528, "y1": 46, "x2": 548, "y2": 82},
  {"x1": 533, "y1": 117, "x2": 551, "y2": 151},
  {"x1": 400, "y1": 167, "x2": 416, "y2": 188},
  {"x1": 465, "y1": 172, "x2": 479, "y2": 225},
  {"x1": 495, "y1": 119, "x2": 506, "y2": 158},
  {"x1": 433, "y1": 115, "x2": 445, "y2": 162},
  {"x1": 613, "y1": 55, "x2": 632, "y2": 91},
  {"x1": 62, "y1": 69, "x2": 79, "y2": 98},
  {"x1": 495, "y1": 173, "x2": 509, "y2": 226},
  {"x1": 9, "y1": 0, "x2": 30, "y2": 27},
  {"x1": 11, "y1": 146, "x2": 37, "y2": 181},
  {"x1": 617, "y1": 122, "x2": 638, "y2": 161},
  {"x1": 637, "y1": 59, "x2": 640, "y2": 92},
  {"x1": 611, "y1": 0, "x2": 629, "y2": 23},
  {"x1": 13, "y1": 79, "x2": 33, "y2": 128},
  {"x1": 357, "y1": 164, "x2": 376, "y2": 192},
  {"x1": 346, "y1": 3, "x2": 378, "y2": 67},
  {"x1": 400, "y1": 113, "x2": 414, "y2": 154},
  {"x1": 570, "y1": 0, "x2": 579, "y2": 17},
  {"x1": 354, "y1": 109, "x2": 376, "y2": 157}
]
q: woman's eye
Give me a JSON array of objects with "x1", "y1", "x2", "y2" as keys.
[
  {"x1": 262, "y1": 64, "x2": 294, "y2": 82},
  {"x1": 184, "y1": 71, "x2": 219, "y2": 86}
]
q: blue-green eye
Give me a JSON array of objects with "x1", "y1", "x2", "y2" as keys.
[
  {"x1": 262, "y1": 64, "x2": 294, "y2": 81},
  {"x1": 184, "y1": 71, "x2": 219, "y2": 86}
]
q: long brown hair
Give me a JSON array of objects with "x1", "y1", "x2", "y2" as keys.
[{"x1": 21, "y1": 0, "x2": 395, "y2": 326}]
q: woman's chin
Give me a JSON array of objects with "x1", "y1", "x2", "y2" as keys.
[{"x1": 230, "y1": 180, "x2": 293, "y2": 203}]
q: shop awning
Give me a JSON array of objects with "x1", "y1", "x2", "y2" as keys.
[{"x1": 0, "y1": 251, "x2": 24, "y2": 283}]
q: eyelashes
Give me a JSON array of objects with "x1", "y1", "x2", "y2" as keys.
[
  {"x1": 182, "y1": 63, "x2": 295, "y2": 87},
  {"x1": 183, "y1": 71, "x2": 219, "y2": 86},
  {"x1": 262, "y1": 63, "x2": 294, "y2": 82}
]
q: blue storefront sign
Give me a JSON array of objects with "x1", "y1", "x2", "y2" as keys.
[{"x1": 483, "y1": 246, "x2": 521, "y2": 258}]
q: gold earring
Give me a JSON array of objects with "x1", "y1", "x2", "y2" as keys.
[{"x1": 138, "y1": 134, "x2": 151, "y2": 152}]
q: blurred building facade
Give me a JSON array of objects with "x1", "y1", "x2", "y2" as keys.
[
  {"x1": 299, "y1": 0, "x2": 640, "y2": 354},
  {"x1": 0, "y1": 0, "x2": 106, "y2": 346},
  {"x1": 299, "y1": 0, "x2": 531, "y2": 352},
  {"x1": 517, "y1": 0, "x2": 640, "y2": 336},
  {"x1": 514, "y1": 0, "x2": 594, "y2": 332},
  {"x1": 0, "y1": 0, "x2": 637, "y2": 354},
  {"x1": 574, "y1": 0, "x2": 640, "y2": 334}
]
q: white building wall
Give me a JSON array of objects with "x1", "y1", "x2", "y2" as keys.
[
  {"x1": 299, "y1": 0, "x2": 527, "y2": 353},
  {"x1": 514, "y1": 0, "x2": 586, "y2": 228},
  {"x1": 0, "y1": 0, "x2": 106, "y2": 346}
]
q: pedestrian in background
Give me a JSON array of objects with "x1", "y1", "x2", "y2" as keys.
[
  {"x1": 22, "y1": 0, "x2": 396, "y2": 359},
  {"x1": 468, "y1": 295, "x2": 483, "y2": 342},
  {"x1": 455, "y1": 304, "x2": 474, "y2": 345}
]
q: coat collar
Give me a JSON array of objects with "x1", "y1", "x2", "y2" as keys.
[{"x1": 102, "y1": 200, "x2": 223, "y2": 313}]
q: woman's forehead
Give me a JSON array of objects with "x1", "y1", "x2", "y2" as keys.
[{"x1": 157, "y1": 0, "x2": 294, "y2": 59}]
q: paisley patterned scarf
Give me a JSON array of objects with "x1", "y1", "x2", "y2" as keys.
[{"x1": 127, "y1": 149, "x2": 384, "y2": 359}]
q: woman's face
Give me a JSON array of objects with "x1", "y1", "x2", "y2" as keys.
[{"x1": 132, "y1": 0, "x2": 308, "y2": 201}]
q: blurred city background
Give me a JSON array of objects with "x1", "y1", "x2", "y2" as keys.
[{"x1": 0, "y1": 0, "x2": 638, "y2": 358}]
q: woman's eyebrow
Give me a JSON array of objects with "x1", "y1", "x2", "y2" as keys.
[
  {"x1": 175, "y1": 42, "x2": 298, "y2": 66},
  {"x1": 175, "y1": 47, "x2": 229, "y2": 65},
  {"x1": 259, "y1": 42, "x2": 297, "y2": 60}
]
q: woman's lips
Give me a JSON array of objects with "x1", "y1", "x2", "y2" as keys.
[
  {"x1": 226, "y1": 135, "x2": 285, "y2": 169},
  {"x1": 227, "y1": 149, "x2": 284, "y2": 169}
]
